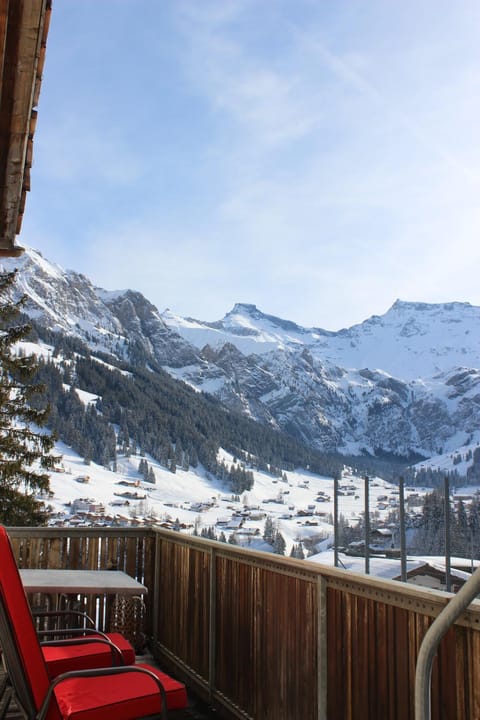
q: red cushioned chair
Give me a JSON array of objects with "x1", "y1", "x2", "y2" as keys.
[{"x1": 0, "y1": 526, "x2": 187, "y2": 719}]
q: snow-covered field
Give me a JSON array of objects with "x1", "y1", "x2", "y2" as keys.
[{"x1": 45, "y1": 441, "x2": 423, "y2": 559}]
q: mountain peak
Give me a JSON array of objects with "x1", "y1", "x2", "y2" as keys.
[
  {"x1": 228, "y1": 303, "x2": 260, "y2": 316},
  {"x1": 390, "y1": 299, "x2": 474, "y2": 313},
  {"x1": 224, "y1": 303, "x2": 306, "y2": 336}
]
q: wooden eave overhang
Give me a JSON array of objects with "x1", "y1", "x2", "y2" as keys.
[{"x1": 0, "y1": 0, "x2": 51, "y2": 257}]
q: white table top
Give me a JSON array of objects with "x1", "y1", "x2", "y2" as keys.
[{"x1": 20, "y1": 569, "x2": 147, "y2": 595}]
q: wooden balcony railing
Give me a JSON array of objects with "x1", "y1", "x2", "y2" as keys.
[{"x1": 7, "y1": 526, "x2": 480, "y2": 720}]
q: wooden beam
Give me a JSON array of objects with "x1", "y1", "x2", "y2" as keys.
[
  {"x1": 0, "y1": 0, "x2": 50, "y2": 255},
  {"x1": 0, "y1": 246, "x2": 23, "y2": 256},
  {"x1": 0, "y1": 2, "x2": 10, "y2": 106}
]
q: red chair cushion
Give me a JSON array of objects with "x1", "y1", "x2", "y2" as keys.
[
  {"x1": 54, "y1": 663, "x2": 187, "y2": 720},
  {"x1": 43, "y1": 633, "x2": 136, "y2": 677}
]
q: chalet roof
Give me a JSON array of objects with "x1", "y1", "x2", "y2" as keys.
[
  {"x1": 371, "y1": 527, "x2": 394, "y2": 537},
  {"x1": 0, "y1": 0, "x2": 51, "y2": 257},
  {"x1": 398, "y1": 562, "x2": 470, "y2": 590}
]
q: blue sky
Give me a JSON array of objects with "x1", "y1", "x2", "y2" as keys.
[{"x1": 22, "y1": 0, "x2": 480, "y2": 330}]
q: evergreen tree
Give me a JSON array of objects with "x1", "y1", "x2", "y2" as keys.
[
  {"x1": 454, "y1": 499, "x2": 469, "y2": 556},
  {"x1": 143, "y1": 460, "x2": 150, "y2": 482},
  {"x1": 175, "y1": 439, "x2": 183, "y2": 466},
  {"x1": 273, "y1": 531, "x2": 286, "y2": 555},
  {"x1": 413, "y1": 490, "x2": 445, "y2": 553},
  {"x1": 263, "y1": 516, "x2": 275, "y2": 545},
  {"x1": 147, "y1": 467, "x2": 156, "y2": 484},
  {"x1": 0, "y1": 271, "x2": 57, "y2": 525},
  {"x1": 200, "y1": 526, "x2": 217, "y2": 540},
  {"x1": 290, "y1": 543, "x2": 305, "y2": 559},
  {"x1": 189, "y1": 446, "x2": 198, "y2": 468}
]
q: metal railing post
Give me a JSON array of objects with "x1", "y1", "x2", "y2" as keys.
[
  {"x1": 399, "y1": 476, "x2": 407, "y2": 582},
  {"x1": 444, "y1": 476, "x2": 451, "y2": 593},
  {"x1": 334, "y1": 474, "x2": 339, "y2": 568},
  {"x1": 364, "y1": 475, "x2": 370, "y2": 575}
]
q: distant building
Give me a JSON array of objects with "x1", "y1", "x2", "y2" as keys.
[
  {"x1": 71, "y1": 498, "x2": 104, "y2": 514},
  {"x1": 394, "y1": 563, "x2": 470, "y2": 594}
]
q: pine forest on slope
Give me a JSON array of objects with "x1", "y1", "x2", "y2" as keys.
[{"x1": 32, "y1": 330, "x2": 347, "y2": 493}]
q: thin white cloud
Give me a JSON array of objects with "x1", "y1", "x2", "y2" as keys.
[
  {"x1": 174, "y1": 3, "x2": 323, "y2": 150},
  {"x1": 37, "y1": 113, "x2": 143, "y2": 187}
]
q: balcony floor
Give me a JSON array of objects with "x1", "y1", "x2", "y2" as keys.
[{"x1": 138, "y1": 650, "x2": 220, "y2": 719}]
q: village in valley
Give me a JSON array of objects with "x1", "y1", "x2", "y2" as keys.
[{"x1": 41, "y1": 440, "x2": 480, "y2": 594}]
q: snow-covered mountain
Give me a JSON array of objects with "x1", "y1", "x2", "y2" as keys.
[
  {"x1": 4, "y1": 248, "x2": 200, "y2": 368},
  {"x1": 4, "y1": 247, "x2": 480, "y2": 462},
  {"x1": 162, "y1": 300, "x2": 480, "y2": 381},
  {"x1": 161, "y1": 302, "x2": 480, "y2": 458}
]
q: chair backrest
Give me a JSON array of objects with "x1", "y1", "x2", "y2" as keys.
[
  {"x1": 0, "y1": 526, "x2": 60, "y2": 720},
  {"x1": 0, "y1": 592, "x2": 37, "y2": 718}
]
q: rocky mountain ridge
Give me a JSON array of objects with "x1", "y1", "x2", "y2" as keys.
[{"x1": 4, "y1": 247, "x2": 480, "y2": 461}]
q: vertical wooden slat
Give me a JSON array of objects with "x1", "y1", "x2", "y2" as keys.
[
  {"x1": 47, "y1": 537, "x2": 62, "y2": 568},
  {"x1": 209, "y1": 546, "x2": 217, "y2": 698},
  {"x1": 438, "y1": 628, "x2": 457, "y2": 719},
  {"x1": 317, "y1": 575, "x2": 327, "y2": 720},
  {"x1": 407, "y1": 606, "x2": 418, "y2": 720},
  {"x1": 360, "y1": 596, "x2": 369, "y2": 715},
  {"x1": 468, "y1": 625, "x2": 480, "y2": 718},
  {"x1": 326, "y1": 587, "x2": 338, "y2": 718},
  {"x1": 9, "y1": 535, "x2": 21, "y2": 564},
  {"x1": 117, "y1": 535, "x2": 127, "y2": 572},
  {"x1": 345, "y1": 592, "x2": 353, "y2": 720},
  {"x1": 152, "y1": 532, "x2": 161, "y2": 644},
  {"x1": 68, "y1": 536, "x2": 81, "y2": 569},
  {"x1": 457, "y1": 625, "x2": 469, "y2": 718},
  {"x1": 124, "y1": 535, "x2": 137, "y2": 578},
  {"x1": 142, "y1": 533, "x2": 155, "y2": 638},
  {"x1": 106, "y1": 534, "x2": 120, "y2": 570},
  {"x1": 25, "y1": 536, "x2": 42, "y2": 568},
  {"x1": 375, "y1": 601, "x2": 388, "y2": 718},
  {"x1": 79, "y1": 534, "x2": 88, "y2": 569},
  {"x1": 395, "y1": 605, "x2": 408, "y2": 720},
  {"x1": 87, "y1": 536, "x2": 99, "y2": 569},
  {"x1": 98, "y1": 534, "x2": 109, "y2": 570}
]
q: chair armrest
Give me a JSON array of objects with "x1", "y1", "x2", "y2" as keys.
[
  {"x1": 33, "y1": 609, "x2": 96, "y2": 628},
  {"x1": 37, "y1": 666, "x2": 169, "y2": 720},
  {"x1": 40, "y1": 636, "x2": 124, "y2": 666},
  {"x1": 37, "y1": 627, "x2": 110, "y2": 641}
]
